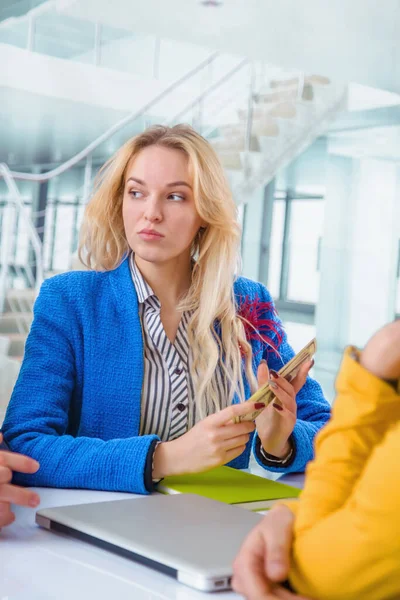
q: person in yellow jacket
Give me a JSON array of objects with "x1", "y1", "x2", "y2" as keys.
[{"x1": 232, "y1": 320, "x2": 400, "y2": 600}]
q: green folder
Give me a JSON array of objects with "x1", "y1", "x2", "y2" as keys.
[{"x1": 157, "y1": 466, "x2": 301, "y2": 510}]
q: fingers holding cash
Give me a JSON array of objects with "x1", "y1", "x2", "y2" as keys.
[{"x1": 233, "y1": 339, "x2": 317, "y2": 424}]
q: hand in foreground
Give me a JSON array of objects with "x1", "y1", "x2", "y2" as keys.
[
  {"x1": 152, "y1": 400, "x2": 266, "y2": 479},
  {"x1": 232, "y1": 504, "x2": 312, "y2": 599},
  {"x1": 0, "y1": 433, "x2": 40, "y2": 529},
  {"x1": 360, "y1": 320, "x2": 400, "y2": 381},
  {"x1": 255, "y1": 360, "x2": 313, "y2": 458}
]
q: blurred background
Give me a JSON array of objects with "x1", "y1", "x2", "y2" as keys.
[{"x1": 1, "y1": 0, "x2": 400, "y2": 420}]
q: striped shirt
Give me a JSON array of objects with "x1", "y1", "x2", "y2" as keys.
[
  {"x1": 130, "y1": 256, "x2": 294, "y2": 467},
  {"x1": 130, "y1": 255, "x2": 228, "y2": 441}
]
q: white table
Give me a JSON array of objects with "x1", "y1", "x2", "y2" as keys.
[{"x1": 0, "y1": 471, "x2": 304, "y2": 600}]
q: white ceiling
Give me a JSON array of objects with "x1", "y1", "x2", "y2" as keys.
[
  {"x1": 58, "y1": 0, "x2": 400, "y2": 93},
  {"x1": 2, "y1": 0, "x2": 400, "y2": 168}
]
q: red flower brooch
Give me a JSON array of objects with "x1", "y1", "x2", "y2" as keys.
[{"x1": 237, "y1": 295, "x2": 283, "y2": 357}]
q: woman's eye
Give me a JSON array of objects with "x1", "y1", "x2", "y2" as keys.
[
  {"x1": 168, "y1": 194, "x2": 185, "y2": 202},
  {"x1": 129, "y1": 190, "x2": 143, "y2": 199}
]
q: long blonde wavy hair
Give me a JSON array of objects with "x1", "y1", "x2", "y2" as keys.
[{"x1": 79, "y1": 124, "x2": 258, "y2": 416}]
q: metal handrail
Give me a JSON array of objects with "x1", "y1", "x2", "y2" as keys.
[
  {"x1": 7, "y1": 50, "x2": 219, "y2": 182},
  {"x1": 167, "y1": 58, "x2": 249, "y2": 124},
  {"x1": 0, "y1": 48, "x2": 250, "y2": 313},
  {"x1": 200, "y1": 77, "x2": 251, "y2": 138},
  {"x1": 0, "y1": 6, "x2": 345, "y2": 319}
]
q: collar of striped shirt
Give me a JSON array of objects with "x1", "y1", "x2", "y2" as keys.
[
  {"x1": 128, "y1": 253, "x2": 197, "y2": 441},
  {"x1": 128, "y1": 251, "x2": 228, "y2": 436}
]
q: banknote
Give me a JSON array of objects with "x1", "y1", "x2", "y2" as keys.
[{"x1": 233, "y1": 338, "x2": 317, "y2": 423}]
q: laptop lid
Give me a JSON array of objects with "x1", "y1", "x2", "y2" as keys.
[{"x1": 36, "y1": 493, "x2": 263, "y2": 592}]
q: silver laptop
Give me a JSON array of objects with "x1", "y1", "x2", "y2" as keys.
[{"x1": 36, "y1": 493, "x2": 263, "y2": 592}]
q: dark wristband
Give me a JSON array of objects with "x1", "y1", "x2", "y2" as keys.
[{"x1": 255, "y1": 434, "x2": 296, "y2": 468}]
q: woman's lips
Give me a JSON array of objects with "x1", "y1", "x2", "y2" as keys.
[{"x1": 138, "y1": 230, "x2": 164, "y2": 241}]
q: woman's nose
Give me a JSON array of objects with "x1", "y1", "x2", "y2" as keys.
[{"x1": 144, "y1": 198, "x2": 162, "y2": 222}]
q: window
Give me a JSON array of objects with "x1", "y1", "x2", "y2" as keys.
[
  {"x1": 286, "y1": 199, "x2": 324, "y2": 304},
  {"x1": 267, "y1": 191, "x2": 324, "y2": 307}
]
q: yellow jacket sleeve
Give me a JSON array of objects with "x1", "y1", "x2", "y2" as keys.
[{"x1": 288, "y1": 348, "x2": 400, "y2": 600}]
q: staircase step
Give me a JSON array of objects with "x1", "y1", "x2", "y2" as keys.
[
  {"x1": 6, "y1": 333, "x2": 27, "y2": 358},
  {"x1": 6, "y1": 289, "x2": 36, "y2": 299},
  {"x1": 270, "y1": 75, "x2": 330, "y2": 88},
  {"x1": 260, "y1": 80, "x2": 314, "y2": 104},
  {"x1": 217, "y1": 152, "x2": 243, "y2": 170},
  {"x1": 268, "y1": 102, "x2": 297, "y2": 119},
  {"x1": 255, "y1": 89, "x2": 297, "y2": 104},
  {"x1": 251, "y1": 118, "x2": 279, "y2": 137},
  {"x1": 233, "y1": 114, "x2": 279, "y2": 137},
  {"x1": 256, "y1": 85, "x2": 314, "y2": 104},
  {"x1": 211, "y1": 135, "x2": 260, "y2": 152},
  {"x1": 238, "y1": 103, "x2": 296, "y2": 122},
  {"x1": 307, "y1": 74, "x2": 330, "y2": 86},
  {"x1": 270, "y1": 77, "x2": 303, "y2": 89},
  {"x1": 0, "y1": 312, "x2": 32, "y2": 334},
  {"x1": 218, "y1": 124, "x2": 246, "y2": 137},
  {"x1": 4, "y1": 289, "x2": 36, "y2": 312}
]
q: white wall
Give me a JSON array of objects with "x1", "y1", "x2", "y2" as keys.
[
  {"x1": 0, "y1": 43, "x2": 242, "y2": 120},
  {"x1": 0, "y1": 43, "x2": 162, "y2": 112}
]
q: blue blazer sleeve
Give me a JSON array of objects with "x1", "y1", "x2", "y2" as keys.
[
  {"x1": 2, "y1": 279, "x2": 158, "y2": 494},
  {"x1": 251, "y1": 285, "x2": 331, "y2": 474}
]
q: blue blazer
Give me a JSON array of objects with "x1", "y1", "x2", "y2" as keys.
[{"x1": 2, "y1": 258, "x2": 330, "y2": 494}]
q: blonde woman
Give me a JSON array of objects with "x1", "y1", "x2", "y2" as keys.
[{"x1": 2, "y1": 125, "x2": 329, "y2": 494}]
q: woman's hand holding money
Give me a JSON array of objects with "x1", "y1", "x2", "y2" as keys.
[
  {"x1": 152, "y1": 401, "x2": 265, "y2": 479},
  {"x1": 255, "y1": 360, "x2": 313, "y2": 459}
]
